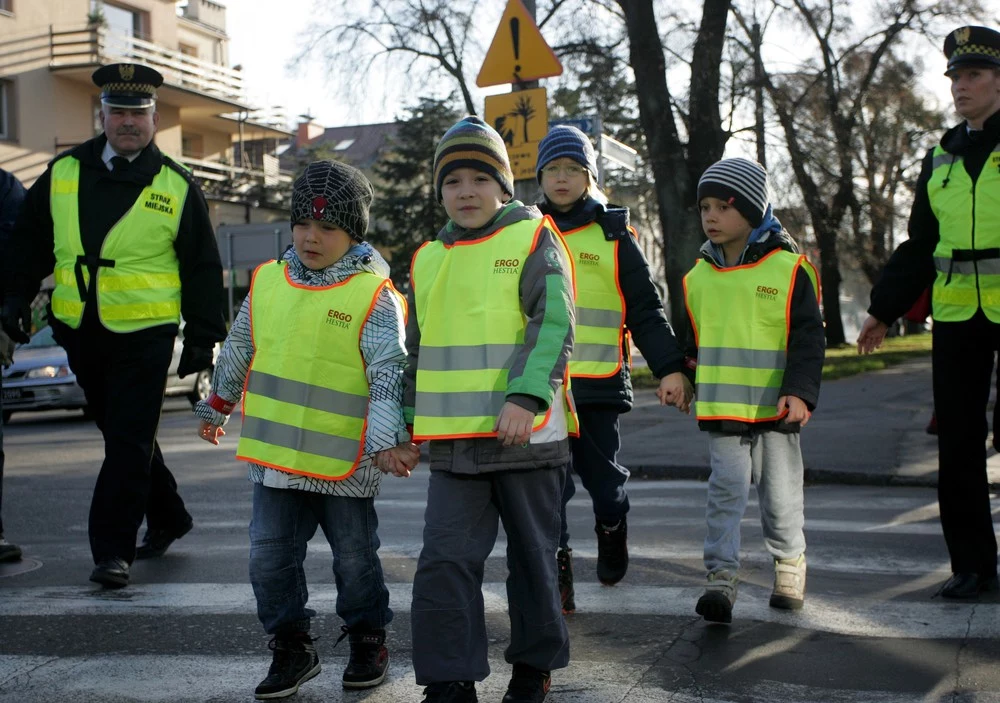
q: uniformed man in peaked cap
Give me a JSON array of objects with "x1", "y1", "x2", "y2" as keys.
[
  {"x1": 1, "y1": 63, "x2": 226, "y2": 588},
  {"x1": 858, "y1": 28, "x2": 1000, "y2": 599}
]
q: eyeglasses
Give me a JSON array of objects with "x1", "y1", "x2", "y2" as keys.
[{"x1": 541, "y1": 164, "x2": 586, "y2": 177}]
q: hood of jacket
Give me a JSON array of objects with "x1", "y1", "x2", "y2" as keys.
[
  {"x1": 280, "y1": 240, "x2": 391, "y2": 286},
  {"x1": 436, "y1": 200, "x2": 542, "y2": 245}
]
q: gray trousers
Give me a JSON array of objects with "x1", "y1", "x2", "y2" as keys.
[
  {"x1": 704, "y1": 430, "x2": 806, "y2": 574},
  {"x1": 411, "y1": 466, "x2": 570, "y2": 685}
]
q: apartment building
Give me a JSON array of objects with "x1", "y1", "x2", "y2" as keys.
[{"x1": 0, "y1": 0, "x2": 293, "y2": 226}]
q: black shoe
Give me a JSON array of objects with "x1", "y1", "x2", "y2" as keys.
[
  {"x1": 89, "y1": 557, "x2": 129, "y2": 589},
  {"x1": 421, "y1": 681, "x2": 478, "y2": 702},
  {"x1": 938, "y1": 572, "x2": 1000, "y2": 599},
  {"x1": 0, "y1": 537, "x2": 22, "y2": 563},
  {"x1": 254, "y1": 633, "x2": 321, "y2": 700},
  {"x1": 135, "y1": 517, "x2": 193, "y2": 560},
  {"x1": 341, "y1": 625, "x2": 389, "y2": 689},
  {"x1": 595, "y1": 517, "x2": 628, "y2": 585},
  {"x1": 557, "y1": 548, "x2": 575, "y2": 614},
  {"x1": 502, "y1": 663, "x2": 551, "y2": 703}
]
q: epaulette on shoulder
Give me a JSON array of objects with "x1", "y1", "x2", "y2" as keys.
[
  {"x1": 162, "y1": 155, "x2": 197, "y2": 185},
  {"x1": 598, "y1": 206, "x2": 630, "y2": 240}
]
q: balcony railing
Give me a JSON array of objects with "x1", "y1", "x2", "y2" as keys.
[{"x1": 0, "y1": 24, "x2": 247, "y2": 105}]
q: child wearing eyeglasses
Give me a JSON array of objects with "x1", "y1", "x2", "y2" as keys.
[{"x1": 535, "y1": 126, "x2": 691, "y2": 613}]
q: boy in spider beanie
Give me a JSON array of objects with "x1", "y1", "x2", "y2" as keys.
[{"x1": 290, "y1": 160, "x2": 374, "y2": 241}]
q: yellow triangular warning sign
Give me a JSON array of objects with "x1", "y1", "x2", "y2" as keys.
[{"x1": 476, "y1": 0, "x2": 563, "y2": 88}]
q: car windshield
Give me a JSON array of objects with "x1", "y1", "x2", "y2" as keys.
[{"x1": 20, "y1": 326, "x2": 58, "y2": 349}]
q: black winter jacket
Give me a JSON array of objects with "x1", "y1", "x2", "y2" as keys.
[
  {"x1": 869, "y1": 109, "x2": 1000, "y2": 324},
  {"x1": 539, "y1": 197, "x2": 685, "y2": 412},
  {"x1": 2, "y1": 135, "x2": 226, "y2": 347},
  {"x1": 0, "y1": 168, "x2": 26, "y2": 262},
  {"x1": 683, "y1": 229, "x2": 825, "y2": 434}
]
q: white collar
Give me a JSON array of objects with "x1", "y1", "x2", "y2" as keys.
[{"x1": 101, "y1": 141, "x2": 141, "y2": 171}]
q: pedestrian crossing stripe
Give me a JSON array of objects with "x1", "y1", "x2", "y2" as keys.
[{"x1": 0, "y1": 583, "x2": 997, "y2": 640}]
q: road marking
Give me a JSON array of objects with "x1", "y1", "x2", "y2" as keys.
[{"x1": 0, "y1": 582, "x2": 995, "y2": 639}]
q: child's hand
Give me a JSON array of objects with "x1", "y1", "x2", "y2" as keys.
[
  {"x1": 494, "y1": 402, "x2": 534, "y2": 447},
  {"x1": 376, "y1": 442, "x2": 420, "y2": 477},
  {"x1": 777, "y1": 395, "x2": 811, "y2": 426},
  {"x1": 198, "y1": 419, "x2": 225, "y2": 445},
  {"x1": 655, "y1": 372, "x2": 692, "y2": 414},
  {"x1": 857, "y1": 316, "x2": 888, "y2": 355}
]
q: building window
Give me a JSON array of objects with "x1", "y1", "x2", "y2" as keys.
[
  {"x1": 182, "y1": 132, "x2": 204, "y2": 159},
  {"x1": 0, "y1": 80, "x2": 13, "y2": 141},
  {"x1": 0, "y1": 0, "x2": 12, "y2": 15},
  {"x1": 179, "y1": 43, "x2": 198, "y2": 59}
]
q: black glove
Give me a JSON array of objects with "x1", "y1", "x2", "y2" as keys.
[
  {"x1": 0, "y1": 296, "x2": 31, "y2": 344},
  {"x1": 177, "y1": 344, "x2": 214, "y2": 379}
]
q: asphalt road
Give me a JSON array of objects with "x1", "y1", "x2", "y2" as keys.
[{"x1": 1, "y1": 403, "x2": 998, "y2": 702}]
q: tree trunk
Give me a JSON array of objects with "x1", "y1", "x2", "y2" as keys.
[
  {"x1": 616, "y1": 0, "x2": 730, "y2": 329},
  {"x1": 815, "y1": 223, "x2": 846, "y2": 346}
]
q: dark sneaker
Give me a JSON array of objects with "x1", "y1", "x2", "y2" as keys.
[
  {"x1": 341, "y1": 625, "x2": 389, "y2": 689},
  {"x1": 595, "y1": 517, "x2": 628, "y2": 585},
  {"x1": 937, "y1": 572, "x2": 1000, "y2": 599},
  {"x1": 557, "y1": 548, "x2": 575, "y2": 614},
  {"x1": 696, "y1": 570, "x2": 738, "y2": 624},
  {"x1": 254, "y1": 633, "x2": 321, "y2": 700},
  {"x1": 0, "y1": 537, "x2": 22, "y2": 563},
  {"x1": 421, "y1": 680, "x2": 478, "y2": 702},
  {"x1": 502, "y1": 663, "x2": 551, "y2": 703},
  {"x1": 89, "y1": 557, "x2": 129, "y2": 589},
  {"x1": 136, "y1": 516, "x2": 194, "y2": 560}
]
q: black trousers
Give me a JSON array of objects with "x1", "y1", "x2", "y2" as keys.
[
  {"x1": 0, "y1": 373, "x2": 6, "y2": 537},
  {"x1": 932, "y1": 310, "x2": 999, "y2": 577},
  {"x1": 52, "y1": 318, "x2": 190, "y2": 564}
]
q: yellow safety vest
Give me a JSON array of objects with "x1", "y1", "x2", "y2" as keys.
[
  {"x1": 561, "y1": 222, "x2": 626, "y2": 378},
  {"x1": 49, "y1": 156, "x2": 186, "y2": 331},
  {"x1": 410, "y1": 217, "x2": 578, "y2": 441},
  {"x1": 928, "y1": 144, "x2": 1000, "y2": 322},
  {"x1": 684, "y1": 249, "x2": 819, "y2": 423},
  {"x1": 236, "y1": 261, "x2": 390, "y2": 480}
]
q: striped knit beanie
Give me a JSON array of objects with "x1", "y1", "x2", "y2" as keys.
[
  {"x1": 433, "y1": 116, "x2": 513, "y2": 203},
  {"x1": 291, "y1": 160, "x2": 373, "y2": 241},
  {"x1": 536, "y1": 125, "x2": 598, "y2": 182},
  {"x1": 697, "y1": 157, "x2": 769, "y2": 227}
]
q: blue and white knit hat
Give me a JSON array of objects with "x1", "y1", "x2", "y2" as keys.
[
  {"x1": 536, "y1": 125, "x2": 599, "y2": 182},
  {"x1": 697, "y1": 157, "x2": 770, "y2": 227}
]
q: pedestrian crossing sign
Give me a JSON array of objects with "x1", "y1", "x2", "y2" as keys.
[
  {"x1": 476, "y1": 0, "x2": 563, "y2": 88},
  {"x1": 484, "y1": 88, "x2": 549, "y2": 180}
]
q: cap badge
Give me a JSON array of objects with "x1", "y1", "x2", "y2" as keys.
[
  {"x1": 311, "y1": 196, "x2": 327, "y2": 220},
  {"x1": 954, "y1": 27, "x2": 971, "y2": 46}
]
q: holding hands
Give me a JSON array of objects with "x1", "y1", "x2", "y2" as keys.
[
  {"x1": 376, "y1": 441, "x2": 420, "y2": 478},
  {"x1": 856, "y1": 316, "x2": 889, "y2": 355},
  {"x1": 656, "y1": 372, "x2": 694, "y2": 414}
]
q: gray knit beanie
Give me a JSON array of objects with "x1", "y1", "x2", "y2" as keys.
[
  {"x1": 291, "y1": 160, "x2": 374, "y2": 241},
  {"x1": 697, "y1": 157, "x2": 769, "y2": 227}
]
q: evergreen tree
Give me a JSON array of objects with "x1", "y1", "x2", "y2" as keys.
[{"x1": 369, "y1": 97, "x2": 460, "y2": 289}]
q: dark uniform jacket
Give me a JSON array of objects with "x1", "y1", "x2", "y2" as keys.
[
  {"x1": 683, "y1": 228, "x2": 825, "y2": 434},
  {"x1": 869, "y1": 109, "x2": 1000, "y2": 324},
  {"x1": 2, "y1": 135, "x2": 226, "y2": 347},
  {"x1": 0, "y1": 169, "x2": 26, "y2": 258},
  {"x1": 539, "y1": 197, "x2": 685, "y2": 412}
]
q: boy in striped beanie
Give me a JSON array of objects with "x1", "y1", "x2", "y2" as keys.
[
  {"x1": 432, "y1": 116, "x2": 514, "y2": 204},
  {"x1": 683, "y1": 157, "x2": 825, "y2": 625}
]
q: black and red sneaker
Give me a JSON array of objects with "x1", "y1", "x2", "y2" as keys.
[
  {"x1": 341, "y1": 626, "x2": 389, "y2": 689},
  {"x1": 502, "y1": 663, "x2": 551, "y2": 703},
  {"x1": 557, "y1": 548, "x2": 575, "y2": 614}
]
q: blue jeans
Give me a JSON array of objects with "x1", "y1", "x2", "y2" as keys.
[
  {"x1": 249, "y1": 483, "x2": 392, "y2": 635},
  {"x1": 704, "y1": 430, "x2": 806, "y2": 574}
]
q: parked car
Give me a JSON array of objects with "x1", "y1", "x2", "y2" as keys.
[{"x1": 1, "y1": 326, "x2": 216, "y2": 424}]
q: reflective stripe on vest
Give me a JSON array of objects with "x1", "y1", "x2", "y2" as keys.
[
  {"x1": 49, "y1": 156, "x2": 185, "y2": 331},
  {"x1": 683, "y1": 249, "x2": 815, "y2": 423},
  {"x1": 928, "y1": 145, "x2": 1000, "y2": 322},
  {"x1": 411, "y1": 217, "x2": 578, "y2": 441},
  {"x1": 561, "y1": 222, "x2": 625, "y2": 378},
  {"x1": 235, "y1": 261, "x2": 387, "y2": 480}
]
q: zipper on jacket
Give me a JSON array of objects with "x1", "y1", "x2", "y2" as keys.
[{"x1": 972, "y1": 181, "x2": 981, "y2": 309}]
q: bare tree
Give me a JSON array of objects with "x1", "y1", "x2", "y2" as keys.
[{"x1": 299, "y1": 0, "x2": 480, "y2": 114}]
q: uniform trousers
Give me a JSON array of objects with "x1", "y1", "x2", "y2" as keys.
[
  {"x1": 411, "y1": 465, "x2": 569, "y2": 685},
  {"x1": 52, "y1": 317, "x2": 190, "y2": 564},
  {"x1": 932, "y1": 310, "x2": 999, "y2": 577}
]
